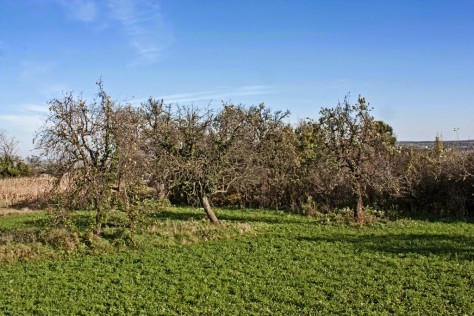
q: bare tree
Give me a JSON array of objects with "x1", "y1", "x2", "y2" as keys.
[
  {"x1": 35, "y1": 80, "x2": 117, "y2": 235},
  {"x1": 112, "y1": 105, "x2": 150, "y2": 228},
  {"x1": 206, "y1": 103, "x2": 296, "y2": 210},
  {"x1": 142, "y1": 100, "x2": 218, "y2": 221},
  {"x1": 240, "y1": 104, "x2": 295, "y2": 209},
  {"x1": 317, "y1": 96, "x2": 398, "y2": 223},
  {"x1": 142, "y1": 100, "x2": 255, "y2": 223},
  {"x1": 0, "y1": 129, "x2": 19, "y2": 160}
]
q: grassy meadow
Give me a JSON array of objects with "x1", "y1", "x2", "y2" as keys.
[{"x1": 0, "y1": 206, "x2": 473, "y2": 315}]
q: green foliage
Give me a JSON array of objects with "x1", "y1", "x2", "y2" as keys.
[
  {"x1": 0, "y1": 157, "x2": 30, "y2": 179},
  {"x1": 122, "y1": 198, "x2": 170, "y2": 230},
  {"x1": 0, "y1": 208, "x2": 473, "y2": 314}
]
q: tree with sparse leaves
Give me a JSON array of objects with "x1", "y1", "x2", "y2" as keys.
[
  {"x1": 317, "y1": 95, "x2": 398, "y2": 223},
  {"x1": 35, "y1": 80, "x2": 117, "y2": 235},
  {"x1": 112, "y1": 105, "x2": 150, "y2": 229},
  {"x1": 142, "y1": 100, "x2": 262, "y2": 223},
  {"x1": 141, "y1": 100, "x2": 219, "y2": 222}
]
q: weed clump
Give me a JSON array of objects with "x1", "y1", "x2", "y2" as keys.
[{"x1": 40, "y1": 228, "x2": 80, "y2": 253}]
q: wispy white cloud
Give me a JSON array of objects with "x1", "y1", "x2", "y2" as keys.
[
  {"x1": 0, "y1": 114, "x2": 43, "y2": 133},
  {"x1": 1, "y1": 103, "x2": 48, "y2": 125},
  {"x1": 107, "y1": 0, "x2": 173, "y2": 65},
  {"x1": 0, "y1": 112, "x2": 44, "y2": 156},
  {"x1": 132, "y1": 85, "x2": 276, "y2": 106},
  {"x1": 55, "y1": 0, "x2": 172, "y2": 65},
  {"x1": 20, "y1": 104, "x2": 50, "y2": 114},
  {"x1": 58, "y1": 0, "x2": 98, "y2": 22},
  {"x1": 0, "y1": 103, "x2": 49, "y2": 156}
]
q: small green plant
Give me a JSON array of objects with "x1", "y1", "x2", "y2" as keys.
[
  {"x1": 124, "y1": 198, "x2": 170, "y2": 230},
  {"x1": 300, "y1": 196, "x2": 323, "y2": 217},
  {"x1": 0, "y1": 156, "x2": 30, "y2": 179},
  {"x1": 46, "y1": 205, "x2": 74, "y2": 230}
]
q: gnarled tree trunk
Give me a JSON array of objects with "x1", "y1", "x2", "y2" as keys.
[
  {"x1": 94, "y1": 212, "x2": 103, "y2": 236},
  {"x1": 200, "y1": 194, "x2": 219, "y2": 224},
  {"x1": 355, "y1": 181, "x2": 364, "y2": 224}
]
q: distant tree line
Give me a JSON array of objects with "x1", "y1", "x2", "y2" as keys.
[
  {"x1": 3, "y1": 81, "x2": 473, "y2": 235},
  {"x1": 0, "y1": 130, "x2": 30, "y2": 178}
]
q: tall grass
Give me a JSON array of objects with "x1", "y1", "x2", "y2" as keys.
[{"x1": 0, "y1": 176, "x2": 53, "y2": 208}]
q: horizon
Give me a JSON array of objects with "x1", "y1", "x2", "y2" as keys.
[{"x1": 1, "y1": 0, "x2": 473, "y2": 157}]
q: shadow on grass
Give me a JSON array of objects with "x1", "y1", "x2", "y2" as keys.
[
  {"x1": 400, "y1": 215, "x2": 474, "y2": 224},
  {"x1": 22, "y1": 218, "x2": 49, "y2": 229},
  {"x1": 217, "y1": 213, "x2": 310, "y2": 225},
  {"x1": 150, "y1": 208, "x2": 312, "y2": 225},
  {"x1": 298, "y1": 233, "x2": 474, "y2": 260},
  {"x1": 10, "y1": 197, "x2": 50, "y2": 211},
  {"x1": 149, "y1": 210, "x2": 206, "y2": 221}
]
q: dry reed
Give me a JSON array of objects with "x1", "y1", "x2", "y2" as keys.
[{"x1": 0, "y1": 176, "x2": 53, "y2": 208}]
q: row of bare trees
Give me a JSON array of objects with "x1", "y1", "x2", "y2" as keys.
[{"x1": 31, "y1": 82, "x2": 474, "y2": 235}]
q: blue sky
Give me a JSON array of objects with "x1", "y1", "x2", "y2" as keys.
[{"x1": 0, "y1": 0, "x2": 473, "y2": 156}]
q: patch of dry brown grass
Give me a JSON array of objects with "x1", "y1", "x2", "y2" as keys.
[
  {"x1": 0, "y1": 208, "x2": 38, "y2": 216},
  {"x1": 146, "y1": 219, "x2": 255, "y2": 245},
  {"x1": 0, "y1": 176, "x2": 53, "y2": 208}
]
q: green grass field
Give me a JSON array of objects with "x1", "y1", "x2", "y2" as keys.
[{"x1": 0, "y1": 208, "x2": 473, "y2": 315}]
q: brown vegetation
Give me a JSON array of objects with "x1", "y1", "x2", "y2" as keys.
[
  {"x1": 0, "y1": 176, "x2": 53, "y2": 209},
  {"x1": 2, "y1": 83, "x2": 472, "y2": 240}
]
